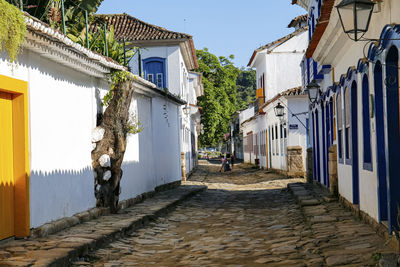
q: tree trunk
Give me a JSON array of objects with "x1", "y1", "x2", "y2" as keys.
[{"x1": 91, "y1": 78, "x2": 134, "y2": 213}]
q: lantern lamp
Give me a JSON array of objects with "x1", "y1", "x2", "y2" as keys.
[
  {"x1": 336, "y1": 0, "x2": 375, "y2": 41},
  {"x1": 274, "y1": 103, "x2": 285, "y2": 117},
  {"x1": 306, "y1": 80, "x2": 320, "y2": 103}
]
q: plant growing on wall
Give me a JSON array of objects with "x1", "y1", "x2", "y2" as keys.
[
  {"x1": 0, "y1": 0, "x2": 26, "y2": 63},
  {"x1": 91, "y1": 70, "x2": 141, "y2": 213}
]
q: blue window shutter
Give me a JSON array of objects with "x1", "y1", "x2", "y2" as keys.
[
  {"x1": 362, "y1": 74, "x2": 372, "y2": 170},
  {"x1": 143, "y1": 57, "x2": 166, "y2": 88}
]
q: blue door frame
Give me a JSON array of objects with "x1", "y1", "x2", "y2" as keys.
[
  {"x1": 315, "y1": 109, "x2": 321, "y2": 183},
  {"x1": 322, "y1": 103, "x2": 328, "y2": 186},
  {"x1": 312, "y1": 112, "x2": 317, "y2": 181},
  {"x1": 351, "y1": 81, "x2": 359, "y2": 205},
  {"x1": 385, "y1": 46, "x2": 400, "y2": 231},
  {"x1": 325, "y1": 101, "x2": 331, "y2": 187},
  {"x1": 374, "y1": 61, "x2": 388, "y2": 222}
]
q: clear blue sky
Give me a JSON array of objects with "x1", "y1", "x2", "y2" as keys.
[{"x1": 97, "y1": 1, "x2": 305, "y2": 68}]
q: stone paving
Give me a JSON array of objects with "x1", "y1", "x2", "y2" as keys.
[
  {"x1": 70, "y1": 161, "x2": 398, "y2": 266},
  {"x1": 0, "y1": 185, "x2": 206, "y2": 266}
]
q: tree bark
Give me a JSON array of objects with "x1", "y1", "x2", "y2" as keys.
[{"x1": 91, "y1": 78, "x2": 134, "y2": 213}]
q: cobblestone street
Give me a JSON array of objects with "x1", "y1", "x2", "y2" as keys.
[{"x1": 72, "y1": 161, "x2": 397, "y2": 266}]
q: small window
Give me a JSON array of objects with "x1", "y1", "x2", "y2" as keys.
[
  {"x1": 147, "y1": 74, "x2": 154, "y2": 83},
  {"x1": 156, "y1": 73, "x2": 163, "y2": 88}
]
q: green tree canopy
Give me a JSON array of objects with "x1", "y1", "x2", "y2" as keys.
[
  {"x1": 196, "y1": 48, "x2": 240, "y2": 147},
  {"x1": 236, "y1": 67, "x2": 256, "y2": 110}
]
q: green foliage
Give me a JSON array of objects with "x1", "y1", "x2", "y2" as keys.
[
  {"x1": 102, "y1": 70, "x2": 134, "y2": 107},
  {"x1": 125, "y1": 114, "x2": 143, "y2": 135},
  {"x1": 236, "y1": 68, "x2": 256, "y2": 109},
  {"x1": 68, "y1": 24, "x2": 137, "y2": 66},
  {"x1": 9, "y1": 0, "x2": 103, "y2": 25},
  {"x1": 196, "y1": 48, "x2": 240, "y2": 147},
  {"x1": 0, "y1": 0, "x2": 26, "y2": 63}
]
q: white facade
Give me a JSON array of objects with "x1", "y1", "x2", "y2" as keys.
[
  {"x1": 130, "y1": 46, "x2": 188, "y2": 97},
  {"x1": 242, "y1": 21, "x2": 309, "y2": 173},
  {"x1": 0, "y1": 18, "x2": 185, "y2": 235},
  {"x1": 129, "y1": 44, "x2": 201, "y2": 177},
  {"x1": 301, "y1": 0, "x2": 400, "y2": 230},
  {"x1": 249, "y1": 29, "x2": 308, "y2": 101},
  {"x1": 0, "y1": 50, "x2": 104, "y2": 228},
  {"x1": 241, "y1": 94, "x2": 308, "y2": 171}
]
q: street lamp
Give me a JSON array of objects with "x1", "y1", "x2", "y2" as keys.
[
  {"x1": 306, "y1": 81, "x2": 320, "y2": 103},
  {"x1": 336, "y1": 0, "x2": 375, "y2": 41},
  {"x1": 274, "y1": 103, "x2": 285, "y2": 117}
]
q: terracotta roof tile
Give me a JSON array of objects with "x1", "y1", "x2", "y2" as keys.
[
  {"x1": 305, "y1": 0, "x2": 335, "y2": 58},
  {"x1": 288, "y1": 14, "x2": 308, "y2": 28},
  {"x1": 95, "y1": 13, "x2": 192, "y2": 42}
]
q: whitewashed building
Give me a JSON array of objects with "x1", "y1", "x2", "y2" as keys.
[
  {"x1": 0, "y1": 15, "x2": 186, "y2": 240},
  {"x1": 241, "y1": 16, "x2": 309, "y2": 175},
  {"x1": 241, "y1": 88, "x2": 308, "y2": 176},
  {"x1": 100, "y1": 13, "x2": 202, "y2": 178},
  {"x1": 296, "y1": 0, "x2": 400, "y2": 231}
]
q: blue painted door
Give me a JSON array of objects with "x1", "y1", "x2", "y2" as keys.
[
  {"x1": 385, "y1": 46, "x2": 400, "y2": 230},
  {"x1": 322, "y1": 104, "x2": 327, "y2": 186},
  {"x1": 312, "y1": 113, "x2": 317, "y2": 181},
  {"x1": 326, "y1": 101, "x2": 331, "y2": 187},
  {"x1": 374, "y1": 61, "x2": 388, "y2": 222},
  {"x1": 315, "y1": 109, "x2": 321, "y2": 183},
  {"x1": 351, "y1": 81, "x2": 359, "y2": 205}
]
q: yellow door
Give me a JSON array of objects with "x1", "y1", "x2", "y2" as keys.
[{"x1": 0, "y1": 92, "x2": 15, "y2": 240}]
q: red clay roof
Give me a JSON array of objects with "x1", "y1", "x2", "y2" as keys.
[
  {"x1": 94, "y1": 13, "x2": 198, "y2": 69},
  {"x1": 305, "y1": 0, "x2": 335, "y2": 58},
  {"x1": 288, "y1": 14, "x2": 307, "y2": 28},
  {"x1": 248, "y1": 26, "x2": 308, "y2": 67},
  {"x1": 96, "y1": 13, "x2": 192, "y2": 42}
]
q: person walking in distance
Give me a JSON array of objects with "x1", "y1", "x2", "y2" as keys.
[
  {"x1": 230, "y1": 154, "x2": 235, "y2": 170},
  {"x1": 219, "y1": 154, "x2": 226, "y2": 172}
]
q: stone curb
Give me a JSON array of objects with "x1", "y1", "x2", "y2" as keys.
[
  {"x1": 31, "y1": 181, "x2": 182, "y2": 239},
  {"x1": 0, "y1": 185, "x2": 207, "y2": 267},
  {"x1": 287, "y1": 183, "x2": 338, "y2": 226}
]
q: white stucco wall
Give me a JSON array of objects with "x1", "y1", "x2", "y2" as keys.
[
  {"x1": 308, "y1": 0, "x2": 400, "y2": 222},
  {"x1": 129, "y1": 45, "x2": 185, "y2": 97},
  {"x1": 151, "y1": 96, "x2": 182, "y2": 185},
  {"x1": 120, "y1": 95, "x2": 157, "y2": 201},
  {"x1": 1, "y1": 43, "x2": 185, "y2": 229},
  {"x1": 252, "y1": 31, "x2": 308, "y2": 102},
  {"x1": 0, "y1": 50, "x2": 107, "y2": 228},
  {"x1": 243, "y1": 96, "x2": 308, "y2": 172}
]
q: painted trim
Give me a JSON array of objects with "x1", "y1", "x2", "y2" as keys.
[{"x1": 0, "y1": 74, "x2": 30, "y2": 238}]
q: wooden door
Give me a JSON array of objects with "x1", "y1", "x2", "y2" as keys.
[{"x1": 0, "y1": 92, "x2": 15, "y2": 240}]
